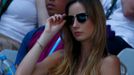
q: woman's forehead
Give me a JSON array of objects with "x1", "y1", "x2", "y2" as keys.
[{"x1": 68, "y1": 2, "x2": 86, "y2": 15}]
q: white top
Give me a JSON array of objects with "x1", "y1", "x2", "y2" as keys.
[
  {"x1": 0, "y1": 0, "x2": 37, "y2": 43},
  {"x1": 102, "y1": 0, "x2": 134, "y2": 48}
]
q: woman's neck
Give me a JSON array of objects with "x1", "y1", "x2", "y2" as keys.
[
  {"x1": 75, "y1": 42, "x2": 92, "y2": 75},
  {"x1": 80, "y1": 41, "x2": 92, "y2": 62}
]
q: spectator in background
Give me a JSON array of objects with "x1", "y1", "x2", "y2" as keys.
[
  {"x1": 0, "y1": 0, "x2": 49, "y2": 50},
  {"x1": 101, "y1": 0, "x2": 134, "y2": 55},
  {"x1": 16, "y1": 0, "x2": 120, "y2": 75},
  {"x1": 15, "y1": 0, "x2": 70, "y2": 66}
]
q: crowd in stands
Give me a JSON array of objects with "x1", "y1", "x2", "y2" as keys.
[
  {"x1": 0, "y1": 0, "x2": 134, "y2": 74},
  {"x1": 0, "y1": 0, "x2": 49, "y2": 50}
]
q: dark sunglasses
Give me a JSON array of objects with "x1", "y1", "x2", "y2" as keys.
[{"x1": 64, "y1": 13, "x2": 88, "y2": 26}]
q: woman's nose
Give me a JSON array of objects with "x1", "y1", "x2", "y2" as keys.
[{"x1": 72, "y1": 19, "x2": 79, "y2": 27}]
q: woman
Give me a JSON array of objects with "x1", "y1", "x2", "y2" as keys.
[{"x1": 16, "y1": 0, "x2": 120, "y2": 75}]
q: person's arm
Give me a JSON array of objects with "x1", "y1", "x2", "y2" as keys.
[
  {"x1": 121, "y1": 0, "x2": 134, "y2": 20},
  {"x1": 101, "y1": 55, "x2": 120, "y2": 75},
  {"x1": 31, "y1": 50, "x2": 63, "y2": 75},
  {"x1": 15, "y1": 28, "x2": 37, "y2": 67},
  {"x1": 16, "y1": 14, "x2": 65, "y2": 75},
  {"x1": 36, "y1": 0, "x2": 49, "y2": 26}
]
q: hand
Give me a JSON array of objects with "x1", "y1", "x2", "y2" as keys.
[{"x1": 45, "y1": 14, "x2": 66, "y2": 35}]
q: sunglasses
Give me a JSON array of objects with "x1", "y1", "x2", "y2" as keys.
[{"x1": 64, "y1": 13, "x2": 88, "y2": 26}]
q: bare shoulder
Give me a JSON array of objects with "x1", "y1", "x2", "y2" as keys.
[
  {"x1": 101, "y1": 55, "x2": 120, "y2": 66},
  {"x1": 100, "y1": 55, "x2": 120, "y2": 75}
]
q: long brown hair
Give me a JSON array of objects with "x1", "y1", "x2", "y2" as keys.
[{"x1": 51, "y1": 0, "x2": 107, "y2": 75}]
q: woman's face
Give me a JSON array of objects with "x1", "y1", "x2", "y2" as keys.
[
  {"x1": 67, "y1": 2, "x2": 94, "y2": 42},
  {"x1": 45, "y1": 0, "x2": 68, "y2": 16}
]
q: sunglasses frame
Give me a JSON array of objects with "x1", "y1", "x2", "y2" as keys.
[{"x1": 64, "y1": 13, "x2": 88, "y2": 26}]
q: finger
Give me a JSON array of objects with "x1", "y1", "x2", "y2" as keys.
[
  {"x1": 59, "y1": 15, "x2": 65, "y2": 24},
  {"x1": 58, "y1": 14, "x2": 63, "y2": 20},
  {"x1": 51, "y1": 16, "x2": 56, "y2": 23},
  {"x1": 62, "y1": 13, "x2": 66, "y2": 17},
  {"x1": 57, "y1": 14, "x2": 63, "y2": 23},
  {"x1": 55, "y1": 14, "x2": 64, "y2": 24},
  {"x1": 62, "y1": 13, "x2": 66, "y2": 19},
  {"x1": 54, "y1": 14, "x2": 62, "y2": 21}
]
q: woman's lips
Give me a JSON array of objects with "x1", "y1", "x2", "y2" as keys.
[
  {"x1": 74, "y1": 32, "x2": 82, "y2": 36},
  {"x1": 47, "y1": 4, "x2": 55, "y2": 9}
]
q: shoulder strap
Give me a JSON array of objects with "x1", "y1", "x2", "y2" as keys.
[
  {"x1": 48, "y1": 37, "x2": 61, "y2": 55},
  {"x1": 0, "y1": 0, "x2": 13, "y2": 17},
  {"x1": 106, "y1": 0, "x2": 117, "y2": 19}
]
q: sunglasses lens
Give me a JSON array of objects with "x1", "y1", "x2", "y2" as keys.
[
  {"x1": 65, "y1": 16, "x2": 74, "y2": 26},
  {"x1": 64, "y1": 13, "x2": 88, "y2": 26},
  {"x1": 77, "y1": 13, "x2": 88, "y2": 23}
]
